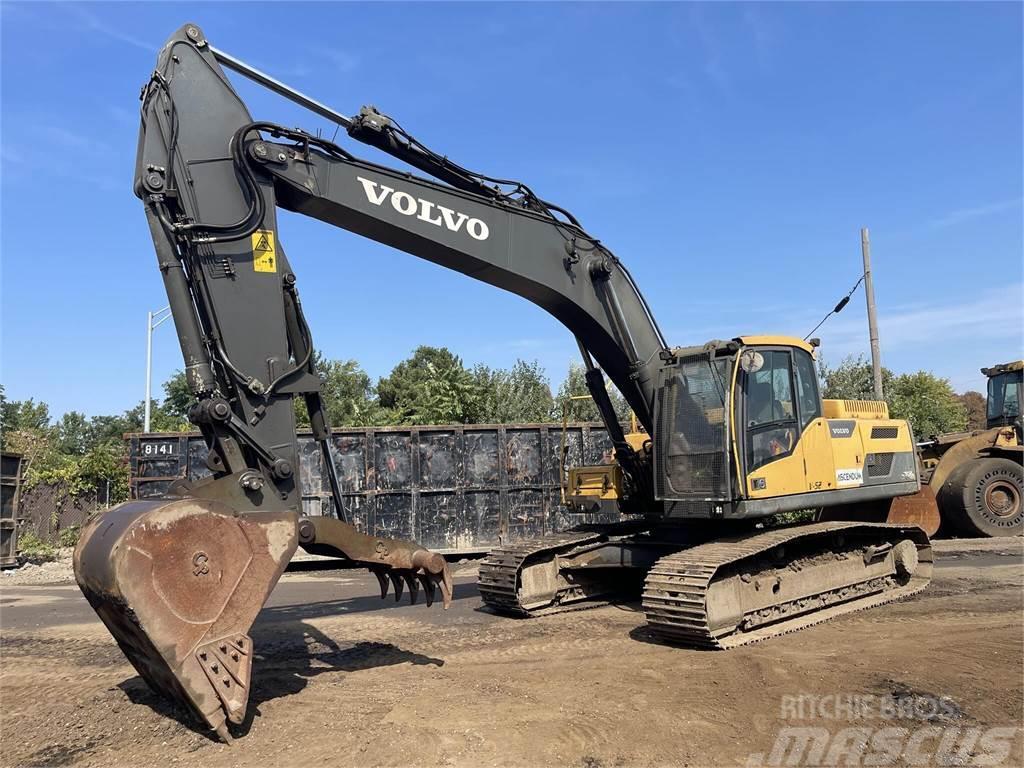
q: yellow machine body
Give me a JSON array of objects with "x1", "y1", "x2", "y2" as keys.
[
  {"x1": 566, "y1": 336, "x2": 939, "y2": 534},
  {"x1": 745, "y1": 399, "x2": 916, "y2": 499}
]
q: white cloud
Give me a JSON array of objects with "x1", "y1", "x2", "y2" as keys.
[
  {"x1": 63, "y1": 3, "x2": 155, "y2": 52},
  {"x1": 314, "y1": 47, "x2": 359, "y2": 74},
  {"x1": 815, "y1": 282, "x2": 1023, "y2": 358},
  {"x1": 929, "y1": 197, "x2": 1023, "y2": 229}
]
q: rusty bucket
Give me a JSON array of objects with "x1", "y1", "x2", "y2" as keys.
[
  {"x1": 819, "y1": 486, "x2": 942, "y2": 538},
  {"x1": 73, "y1": 498, "x2": 297, "y2": 741},
  {"x1": 883, "y1": 485, "x2": 942, "y2": 537}
]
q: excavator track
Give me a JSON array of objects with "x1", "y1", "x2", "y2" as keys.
[
  {"x1": 642, "y1": 522, "x2": 932, "y2": 650},
  {"x1": 478, "y1": 531, "x2": 605, "y2": 616}
]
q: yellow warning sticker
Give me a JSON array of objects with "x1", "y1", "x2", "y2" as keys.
[{"x1": 252, "y1": 229, "x2": 277, "y2": 273}]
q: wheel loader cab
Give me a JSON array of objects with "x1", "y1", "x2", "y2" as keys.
[
  {"x1": 983, "y1": 362, "x2": 1023, "y2": 430},
  {"x1": 654, "y1": 336, "x2": 921, "y2": 520}
]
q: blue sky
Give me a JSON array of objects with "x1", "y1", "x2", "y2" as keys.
[{"x1": 2, "y1": 2, "x2": 1021, "y2": 418}]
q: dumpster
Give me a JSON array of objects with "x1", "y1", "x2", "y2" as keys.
[
  {"x1": 128, "y1": 423, "x2": 624, "y2": 554},
  {"x1": 1, "y1": 452, "x2": 24, "y2": 568}
]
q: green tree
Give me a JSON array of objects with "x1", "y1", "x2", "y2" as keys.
[
  {"x1": 956, "y1": 390, "x2": 987, "y2": 431},
  {"x1": 55, "y1": 411, "x2": 91, "y2": 455},
  {"x1": 819, "y1": 355, "x2": 894, "y2": 401},
  {"x1": 553, "y1": 363, "x2": 630, "y2": 424},
  {"x1": 887, "y1": 371, "x2": 967, "y2": 438},
  {"x1": 472, "y1": 359, "x2": 554, "y2": 423},
  {"x1": 0, "y1": 392, "x2": 51, "y2": 446},
  {"x1": 819, "y1": 355, "x2": 967, "y2": 437},
  {"x1": 295, "y1": 352, "x2": 381, "y2": 428},
  {"x1": 161, "y1": 371, "x2": 193, "y2": 421},
  {"x1": 87, "y1": 412, "x2": 139, "y2": 445},
  {"x1": 378, "y1": 346, "x2": 480, "y2": 424},
  {"x1": 0, "y1": 388, "x2": 133, "y2": 507}
]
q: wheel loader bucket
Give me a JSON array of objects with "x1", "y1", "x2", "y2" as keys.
[
  {"x1": 883, "y1": 485, "x2": 942, "y2": 537},
  {"x1": 818, "y1": 485, "x2": 941, "y2": 537},
  {"x1": 73, "y1": 498, "x2": 297, "y2": 742}
]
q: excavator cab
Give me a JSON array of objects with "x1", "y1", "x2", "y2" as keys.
[
  {"x1": 564, "y1": 335, "x2": 939, "y2": 535},
  {"x1": 652, "y1": 336, "x2": 940, "y2": 533}
]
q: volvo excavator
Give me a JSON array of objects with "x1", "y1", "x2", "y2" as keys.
[{"x1": 74, "y1": 23, "x2": 937, "y2": 740}]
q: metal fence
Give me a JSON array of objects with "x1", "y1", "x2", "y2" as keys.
[
  {"x1": 128, "y1": 422, "x2": 623, "y2": 554},
  {"x1": 17, "y1": 481, "x2": 113, "y2": 547}
]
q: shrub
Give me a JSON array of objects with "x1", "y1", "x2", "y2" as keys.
[
  {"x1": 58, "y1": 525, "x2": 81, "y2": 548},
  {"x1": 17, "y1": 531, "x2": 57, "y2": 563}
]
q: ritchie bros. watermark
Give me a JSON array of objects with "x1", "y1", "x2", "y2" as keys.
[{"x1": 745, "y1": 692, "x2": 1021, "y2": 767}]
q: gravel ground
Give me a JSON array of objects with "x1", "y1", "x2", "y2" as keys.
[
  {"x1": 0, "y1": 537, "x2": 1020, "y2": 767},
  {"x1": 0, "y1": 549, "x2": 75, "y2": 586}
]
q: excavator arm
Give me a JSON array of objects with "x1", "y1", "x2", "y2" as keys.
[
  {"x1": 75, "y1": 22, "x2": 667, "y2": 740},
  {"x1": 133, "y1": 23, "x2": 669, "y2": 505}
]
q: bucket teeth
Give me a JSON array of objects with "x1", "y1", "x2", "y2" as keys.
[
  {"x1": 369, "y1": 564, "x2": 453, "y2": 609},
  {"x1": 196, "y1": 636, "x2": 251, "y2": 724},
  {"x1": 420, "y1": 573, "x2": 436, "y2": 607},
  {"x1": 373, "y1": 569, "x2": 389, "y2": 599},
  {"x1": 407, "y1": 573, "x2": 420, "y2": 604},
  {"x1": 390, "y1": 572, "x2": 404, "y2": 601},
  {"x1": 296, "y1": 516, "x2": 452, "y2": 610}
]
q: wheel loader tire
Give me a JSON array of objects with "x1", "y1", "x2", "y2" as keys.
[{"x1": 945, "y1": 458, "x2": 1023, "y2": 537}]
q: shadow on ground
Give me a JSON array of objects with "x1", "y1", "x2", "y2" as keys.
[
  {"x1": 119, "y1": 620, "x2": 444, "y2": 742},
  {"x1": 261, "y1": 581, "x2": 480, "y2": 623}
]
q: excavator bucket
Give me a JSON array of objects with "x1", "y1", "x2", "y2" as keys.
[
  {"x1": 883, "y1": 485, "x2": 942, "y2": 537},
  {"x1": 73, "y1": 498, "x2": 297, "y2": 742}
]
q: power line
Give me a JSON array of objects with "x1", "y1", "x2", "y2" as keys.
[{"x1": 803, "y1": 273, "x2": 866, "y2": 341}]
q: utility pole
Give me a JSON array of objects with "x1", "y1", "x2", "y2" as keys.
[
  {"x1": 861, "y1": 228, "x2": 884, "y2": 400},
  {"x1": 144, "y1": 306, "x2": 172, "y2": 433}
]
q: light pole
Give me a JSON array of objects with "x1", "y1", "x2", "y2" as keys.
[{"x1": 144, "y1": 306, "x2": 172, "y2": 433}]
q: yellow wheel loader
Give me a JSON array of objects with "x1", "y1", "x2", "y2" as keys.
[{"x1": 918, "y1": 361, "x2": 1023, "y2": 536}]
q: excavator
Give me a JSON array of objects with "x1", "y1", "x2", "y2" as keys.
[{"x1": 74, "y1": 23, "x2": 937, "y2": 740}]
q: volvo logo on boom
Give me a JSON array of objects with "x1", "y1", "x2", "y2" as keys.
[{"x1": 356, "y1": 176, "x2": 490, "y2": 241}]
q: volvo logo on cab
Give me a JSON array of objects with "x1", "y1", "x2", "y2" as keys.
[
  {"x1": 828, "y1": 420, "x2": 857, "y2": 439},
  {"x1": 357, "y1": 176, "x2": 490, "y2": 241}
]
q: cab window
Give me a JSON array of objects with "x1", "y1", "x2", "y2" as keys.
[
  {"x1": 793, "y1": 349, "x2": 822, "y2": 431},
  {"x1": 746, "y1": 351, "x2": 794, "y2": 427},
  {"x1": 744, "y1": 350, "x2": 798, "y2": 471},
  {"x1": 988, "y1": 372, "x2": 1022, "y2": 421}
]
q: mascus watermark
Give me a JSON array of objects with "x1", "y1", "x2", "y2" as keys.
[{"x1": 745, "y1": 693, "x2": 1021, "y2": 767}]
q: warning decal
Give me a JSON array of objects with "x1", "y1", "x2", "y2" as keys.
[{"x1": 252, "y1": 230, "x2": 277, "y2": 273}]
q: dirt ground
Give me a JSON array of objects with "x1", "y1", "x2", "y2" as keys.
[{"x1": 1, "y1": 538, "x2": 1021, "y2": 768}]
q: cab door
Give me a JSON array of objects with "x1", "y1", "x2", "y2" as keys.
[
  {"x1": 792, "y1": 348, "x2": 835, "y2": 492},
  {"x1": 740, "y1": 346, "x2": 834, "y2": 498},
  {"x1": 741, "y1": 349, "x2": 804, "y2": 496}
]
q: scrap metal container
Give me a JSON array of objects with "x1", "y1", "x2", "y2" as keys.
[
  {"x1": 127, "y1": 423, "x2": 623, "y2": 554},
  {"x1": 1, "y1": 452, "x2": 24, "y2": 568}
]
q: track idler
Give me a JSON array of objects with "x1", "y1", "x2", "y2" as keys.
[{"x1": 73, "y1": 498, "x2": 298, "y2": 742}]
